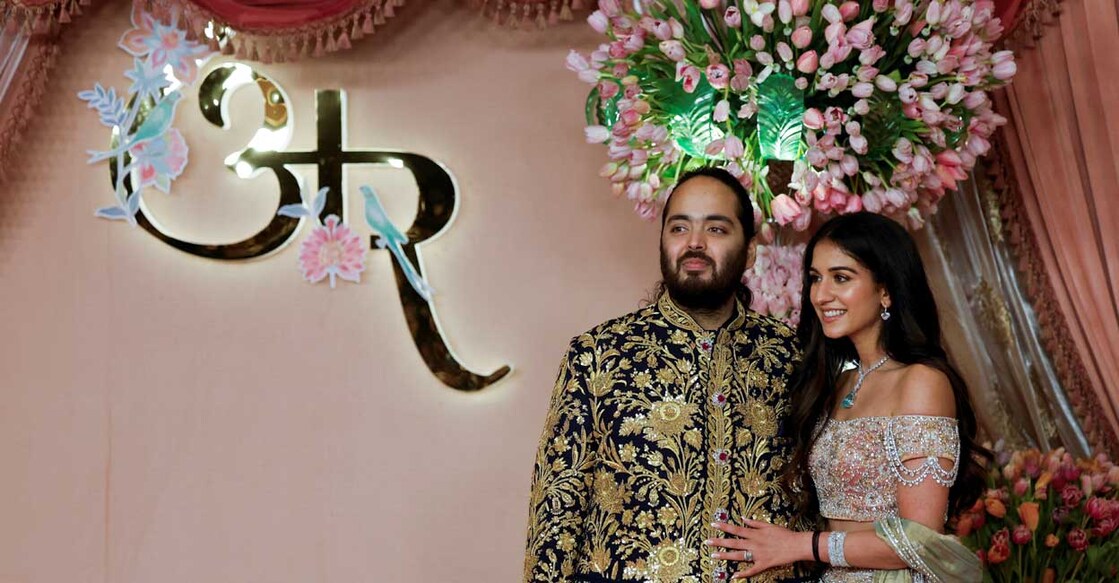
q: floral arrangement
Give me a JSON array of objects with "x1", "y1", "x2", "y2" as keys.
[
  {"x1": 742, "y1": 242, "x2": 805, "y2": 326},
  {"x1": 953, "y1": 443, "x2": 1119, "y2": 582},
  {"x1": 567, "y1": 0, "x2": 1016, "y2": 231}
]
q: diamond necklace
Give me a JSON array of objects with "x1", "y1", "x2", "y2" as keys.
[{"x1": 840, "y1": 356, "x2": 890, "y2": 409}]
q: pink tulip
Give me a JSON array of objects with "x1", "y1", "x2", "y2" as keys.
[
  {"x1": 872, "y1": 0, "x2": 889, "y2": 11},
  {"x1": 659, "y1": 40, "x2": 686, "y2": 61},
  {"x1": 668, "y1": 17, "x2": 684, "y2": 38},
  {"x1": 770, "y1": 194, "x2": 804, "y2": 226},
  {"x1": 993, "y1": 59, "x2": 1017, "y2": 80},
  {"x1": 598, "y1": 80, "x2": 619, "y2": 99},
  {"x1": 926, "y1": 0, "x2": 942, "y2": 26},
  {"x1": 598, "y1": 0, "x2": 621, "y2": 18},
  {"x1": 584, "y1": 125, "x2": 610, "y2": 143},
  {"x1": 778, "y1": 0, "x2": 792, "y2": 24},
  {"x1": 875, "y1": 75, "x2": 898, "y2": 92},
  {"x1": 947, "y1": 83, "x2": 966, "y2": 104},
  {"x1": 587, "y1": 10, "x2": 609, "y2": 33},
  {"x1": 841, "y1": 195, "x2": 862, "y2": 214},
  {"x1": 791, "y1": 26, "x2": 813, "y2": 48},
  {"x1": 840, "y1": 154, "x2": 859, "y2": 176},
  {"x1": 738, "y1": 101, "x2": 758, "y2": 119},
  {"x1": 859, "y1": 45, "x2": 885, "y2": 65},
  {"x1": 851, "y1": 82, "x2": 874, "y2": 98},
  {"x1": 884, "y1": 188, "x2": 908, "y2": 208},
  {"x1": 1011, "y1": 524, "x2": 1031, "y2": 545},
  {"x1": 620, "y1": 109, "x2": 641, "y2": 126},
  {"x1": 806, "y1": 147, "x2": 827, "y2": 167},
  {"x1": 822, "y1": 3, "x2": 841, "y2": 23},
  {"x1": 908, "y1": 38, "x2": 926, "y2": 58},
  {"x1": 724, "y1": 135, "x2": 745, "y2": 159},
  {"x1": 652, "y1": 19, "x2": 673, "y2": 40},
  {"x1": 680, "y1": 65, "x2": 701, "y2": 93},
  {"x1": 777, "y1": 42, "x2": 793, "y2": 63},
  {"x1": 892, "y1": 137, "x2": 914, "y2": 163},
  {"x1": 847, "y1": 19, "x2": 875, "y2": 50},
  {"x1": 803, "y1": 108, "x2": 825, "y2": 130},
  {"x1": 839, "y1": 2, "x2": 860, "y2": 22},
  {"x1": 706, "y1": 64, "x2": 731, "y2": 89},
  {"x1": 853, "y1": 99, "x2": 869, "y2": 115},
  {"x1": 895, "y1": 0, "x2": 914, "y2": 25},
  {"x1": 565, "y1": 50, "x2": 590, "y2": 72},
  {"x1": 699, "y1": 0, "x2": 721, "y2": 9},
  {"x1": 714, "y1": 99, "x2": 730, "y2": 122},
  {"x1": 791, "y1": 0, "x2": 809, "y2": 17},
  {"x1": 750, "y1": 35, "x2": 766, "y2": 51},
  {"x1": 704, "y1": 139, "x2": 725, "y2": 157},
  {"x1": 725, "y1": 6, "x2": 742, "y2": 27},
  {"x1": 898, "y1": 84, "x2": 918, "y2": 104},
  {"x1": 796, "y1": 50, "x2": 818, "y2": 74}
]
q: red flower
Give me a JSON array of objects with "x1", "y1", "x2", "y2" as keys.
[
  {"x1": 1011, "y1": 524, "x2": 1032, "y2": 545},
  {"x1": 1061, "y1": 483, "x2": 1084, "y2": 508},
  {"x1": 1067, "y1": 528, "x2": 1089, "y2": 552},
  {"x1": 987, "y1": 541, "x2": 1011, "y2": 564},
  {"x1": 991, "y1": 527, "x2": 1010, "y2": 548},
  {"x1": 1092, "y1": 517, "x2": 1118, "y2": 538}
]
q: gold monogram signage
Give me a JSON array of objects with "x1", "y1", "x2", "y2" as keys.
[{"x1": 107, "y1": 63, "x2": 511, "y2": 391}]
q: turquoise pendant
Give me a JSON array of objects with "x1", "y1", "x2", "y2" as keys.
[{"x1": 840, "y1": 392, "x2": 856, "y2": 409}]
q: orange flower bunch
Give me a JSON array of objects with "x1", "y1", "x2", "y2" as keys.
[{"x1": 953, "y1": 443, "x2": 1119, "y2": 581}]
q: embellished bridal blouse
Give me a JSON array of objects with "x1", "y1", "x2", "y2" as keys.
[{"x1": 808, "y1": 415, "x2": 960, "y2": 582}]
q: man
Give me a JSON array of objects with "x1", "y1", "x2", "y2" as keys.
[{"x1": 524, "y1": 167, "x2": 810, "y2": 582}]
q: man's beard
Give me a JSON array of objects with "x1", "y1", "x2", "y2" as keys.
[{"x1": 660, "y1": 247, "x2": 749, "y2": 312}]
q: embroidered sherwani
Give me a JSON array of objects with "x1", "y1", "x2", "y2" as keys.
[{"x1": 524, "y1": 294, "x2": 810, "y2": 583}]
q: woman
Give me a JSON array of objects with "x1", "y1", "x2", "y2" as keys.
[{"x1": 707, "y1": 213, "x2": 987, "y2": 581}]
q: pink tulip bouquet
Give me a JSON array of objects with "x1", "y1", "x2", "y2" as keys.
[
  {"x1": 569, "y1": 0, "x2": 1016, "y2": 231},
  {"x1": 953, "y1": 443, "x2": 1119, "y2": 582}
]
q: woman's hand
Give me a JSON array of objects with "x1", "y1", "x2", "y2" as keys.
[{"x1": 707, "y1": 519, "x2": 812, "y2": 579}]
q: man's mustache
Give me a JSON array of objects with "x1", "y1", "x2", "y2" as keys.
[{"x1": 677, "y1": 251, "x2": 714, "y2": 268}]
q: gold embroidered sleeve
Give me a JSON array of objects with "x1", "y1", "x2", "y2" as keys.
[{"x1": 524, "y1": 339, "x2": 596, "y2": 582}]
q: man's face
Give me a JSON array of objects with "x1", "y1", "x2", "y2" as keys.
[{"x1": 659, "y1": 176, "x2": 753, "y2": 311}]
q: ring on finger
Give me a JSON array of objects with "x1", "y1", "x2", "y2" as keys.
[{"x1": 743, "y1": 550, "x2": 753, "y2": 562}]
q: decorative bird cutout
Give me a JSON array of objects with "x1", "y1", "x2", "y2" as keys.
[
  {"x1": 86, "y1": 91, "x2": 183, "y2": 163},
  {"x1": 361, "y1": 185, "x2": 434, "y2": 301}
]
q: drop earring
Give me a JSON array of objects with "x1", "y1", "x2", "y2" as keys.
[{"x1": 880, "y1": 305, "x2": 891, "y2": 321}]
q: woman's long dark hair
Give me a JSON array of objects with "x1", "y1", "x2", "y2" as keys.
[{"x1": 784, "y1": 212, "x2": 990, "y2": 519}]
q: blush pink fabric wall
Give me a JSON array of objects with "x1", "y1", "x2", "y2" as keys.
[{"x1": 0, "y1": 1, "x2": 660, "y2": 581}]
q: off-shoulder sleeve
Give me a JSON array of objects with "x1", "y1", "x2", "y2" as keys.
[{"x1": 884, "y1": 415, "x2": 960, "y2": 488}]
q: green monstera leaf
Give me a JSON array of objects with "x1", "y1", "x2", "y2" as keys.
[
  {"x1": 756, "y1": 73, "x2": 805, "y2": 161},
  {"x1": 585, "y1": 86, "x2": 619, "y2": 127},
  {"x1": 647, "y1": 74, "x2": 722, "y2": 159},
  {"x1": 860, "y1": 94, "x2": 907, "y2": 159}
]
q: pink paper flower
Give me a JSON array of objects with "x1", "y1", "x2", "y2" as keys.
[
  {"x1": 298, "y1": 215, "x2": 367, "y2": 288},
  {"x1": 128, "y1": 128, "x2": 188, "y2": 193},
  {"x1": 118, "y1": 6, "x2": 209, "y2": 84}
]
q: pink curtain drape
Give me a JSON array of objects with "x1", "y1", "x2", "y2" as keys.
[
  {"x1": 144, "y1": 0, "x2": 587, "y2": 62},
  {"x1": 0, "y1": 0, "x2": 88, "y2": 183},
  {"x1": 993, "y1": 0, "x2": 1119, "y2": 454}
]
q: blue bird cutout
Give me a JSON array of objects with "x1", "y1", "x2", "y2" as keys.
[
  {"x1": 361, "y1": 185, "x2": 434, "y2": 301},
  {"x1": 86, "y1": 91, "x2": 183, "y2": 164}
]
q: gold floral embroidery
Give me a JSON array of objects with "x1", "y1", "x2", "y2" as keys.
[
  {"x1": 741, "y1": 399, "x2": 778, "y2": 437},
  {"x1": 648, "y1": 399, "x2": 699, "y2": 437},
  {"x1": 524, "y1": 294, "x2": 808, "y2": 582}
]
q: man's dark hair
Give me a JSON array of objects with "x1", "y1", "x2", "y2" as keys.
[{"x1": 660, "y1": 166, "x2": 757, "y2": 243}]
